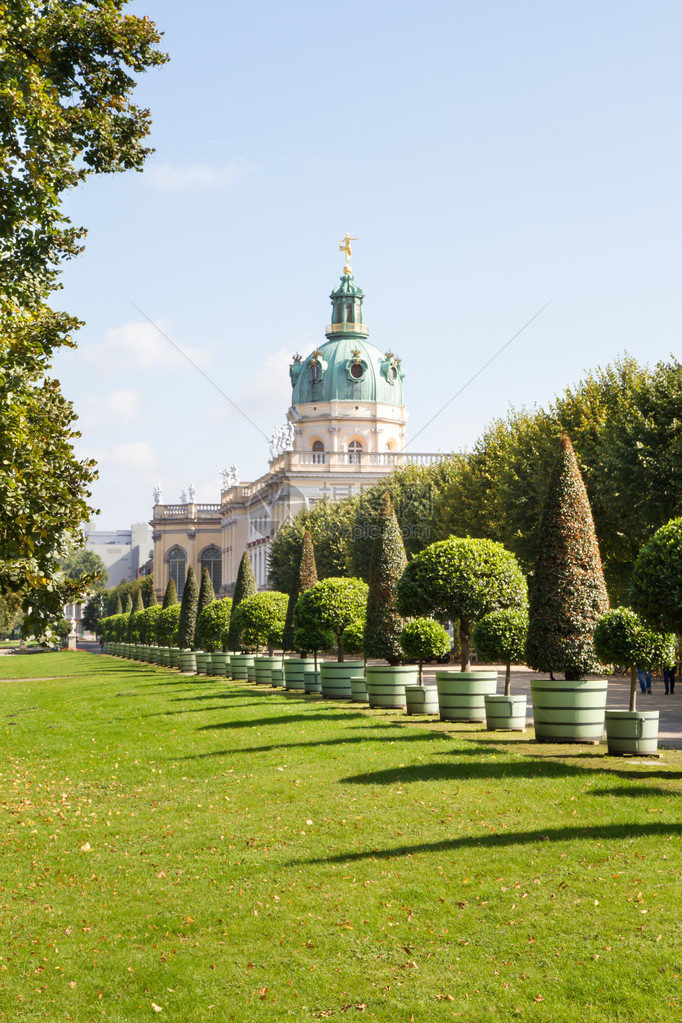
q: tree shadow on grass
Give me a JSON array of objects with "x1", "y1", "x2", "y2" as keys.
[
  {"x1": 197, "y1": 711, "x2": 367, "y2": 731},
  {"x1": 179, "y1": 730, "x2": 447, "y2": 760},
  {"x1": 291, "y1": 821, "x2": 682, "y2": 867},
  {"x1": 589, "y1": 784, "x2": 681, "y2": 798}
]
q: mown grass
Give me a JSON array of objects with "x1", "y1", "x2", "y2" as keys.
[{"x1": 0, "y1": 652, "x2": 680, "y2": 1022}]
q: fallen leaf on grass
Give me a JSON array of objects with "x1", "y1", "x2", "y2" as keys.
[
  {"x1": 151, "y1": 1004, "x2": 163, "y2": 1012},
  {"x1": 80, "y1": 842, "x2": 91, "y2": 852}
]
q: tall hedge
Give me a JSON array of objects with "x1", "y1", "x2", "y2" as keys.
[
  {"x1": 162, "y1": 578, "x2": 178, "y2": 608},
  {"x1": 156, "y1": 604, "x2": 181, "y2": 647},
  {"x1": 363, "y1": 492, "x2": 407, "y2": 664},
  {"x1": 525, "y1": 435, "x2": 609, "y2": 680},
  {"x1": 177, "y1": 565, "x2": 199, "y2": 650},
  {"x1": 226, "y1": 553, "x2": 257, "y2": 651}
]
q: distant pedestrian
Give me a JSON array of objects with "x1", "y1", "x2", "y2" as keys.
[
  {"x1": 637, "y1": 666, "x2": 652, "y2": 694},
  {"x1": 664, "y1": 664, "x2": 676, "y2": 695}
]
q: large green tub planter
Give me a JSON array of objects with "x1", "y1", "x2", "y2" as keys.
[
  {"x1": 229, "y1": 654, "x2": 255, "y2": 682},
  {"x1": 210, "y1": 652, "x2": 229, "y2": 677},
  {"x1": 270, "y1": 667, "x2": 284, "y2": 688},
  {"x1": 246, "y1": 663, "x2": 256, "y2": 684},
  {"x1": 366, "y1": 665, "x2": 419, "y2": 709},
  {"x1": 605, "y1": 710, "x2": 660, "y2": 757},
  {"x1": 158, "y1": 647, "x2": 171, "y2": 667},
  {"x1": 178, "y1": 649, "x2": 197, "y2": 674},
  {"x1": 320, "y1": 661, "x2": 365, "y2": 700},
  {"x1": 530, "y1": 678, "x2": 608, "y2": 744},
  {"x1": 194, "y1": 651, "x2": 211, "y2": 675},
  {"x1": 350, "y1": 676, "x2": 368, "y2": 703},
  {"x1": 284, "y1": 658, "x2": 315, "y2": 692},
  {"x1": 304, "y1": 669, "x2": 322, "y2": 695},
  {"x1": 254, "y1": 655, "x2": 283, "y2": 686},
  {"x1": 405, "y1": 686, "x2": 439, "y2": 716},
  {"x1": 169, "y1": 647, "x2": 180, "y2": 669},
  {"x1": 484, "y1": 694, "x2": 527, "y2": 732},
  {"x1": 436, "y1": 671, "x2": 498, "y2": 722}
]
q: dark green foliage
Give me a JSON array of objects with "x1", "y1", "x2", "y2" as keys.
[
  {"x1": 229, "y1": 592, "x2": 288, "y2": 653},
  {"x1": 148, "y1": 585, "x2": 158, "y2": 606},
  {"x1": 594, "y1": 606, "x2": 676, "y2": 711},
  {"x1": 139, "y1": 605, "x2": 162, "y2": 644},
  {"x1": 399, "y1": 618, "x2": 451, "y2": 684},
  {"x1": 59, "y1": 549, "x2": 108, "y2": 585},
  {"x1": 155, "y1": 605, "x2": 181, "y2": 647},
  {"x1": 294, "y1": 577, "x2": 369, "y2": 662},
  {"x1": 124, "y1": 594, "x2": 133, "y2": 614},
  {"x1": 196, "y1": 598, "x2": 233, "y2": 653},
  {"x1": 82, "y1": 595, "x2": 103, "y2": 634},
  {"x1": 132, "y1": 589, "x2": 144, "y2": 614},
  {"x1": 283, "y1": 530, "x2": 319, "y2": 651},
  {"x1": 115, "y1": 595, "x2": 123, "y2": 615},
  {"x1": 103, "y1": 577, "x2": 155, "y2": 616},
  {"x1": 177, "y1": 565, "x2": 199, "y2": 650},
  {"x1": 51, "y1": 618, "x2": 72, "y2": 644},
  {"x1": 162, "y1": 579, "x2": 178, "y2": 609},
  {"x1": 473, "y1": 608, "x2": 529, "y2": 695},
  {"x1": 363, "y1": 493, "x2": 407, "y2": 665},
  {"x1": 340, "y1": 618, "x2": 366, "y2": 657},
  {"x1": 197, "y1": 568, "x2": 216, "y2": 620},
  {"x1": 525, "y1": 435, "x2": 609, "y2": 680},
  {"x1": 630, "y1": 518, "x2": 682, "y2": 634},
  {"x1": 226, "y1": 553, "x2": 257, "y2": 651},
  {"x1": 397, "y1": 536, "x2": 527, "y2": 671}
]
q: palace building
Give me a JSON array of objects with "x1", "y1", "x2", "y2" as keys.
[{"x1": 150, "y1": 241, "x2": 444, "y2": 599}]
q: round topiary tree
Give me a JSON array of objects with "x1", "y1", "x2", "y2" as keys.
[
  {"x1": 400, "y1": 617, "x2": 451, "y2": 684},
  {"x1": 396, "y1": 536, "x2": 527, "y2": 671},
  {"x1": 196, "y1": 596, "x2": 233, "y2": 652},
  {"x1": 229, "y1": 591, "x2": 288, "y2": 654},
  {"x1": 162, "y1": 578, "x2": 178, "y2": 608},
  {"x1": 294, "y1": 577, "x2": 369, "y2": 662},
  {"x1": 156, "y1": 604, "x2": 181, "y2": 647},
  {"x1": 473, "y1": 608, "x2": 529, "y2": 695},
  {"x1": 177, "y1": 565, "x2": 199, "y2": 650},
  {"x1": 630, "y1": 517, "x2": 682, "y2": 633},
  {"x1": 525, "y1": 435, "x2": 609, "y2": 680},
  {"x1": 363, "y1": 492, "x2": 407, "y2": 665},
  {"x1": 226, "y1": 552, "x2": 257, "y2": 651},
  {"x1": 594, "y1": 607, "x2": 676, "y2": 713}
]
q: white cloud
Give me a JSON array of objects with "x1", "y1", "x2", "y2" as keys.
[
  {"x1": 90, "y1": 441, "x2": 159, "y2": 472},
  {"x1": 83, "y1": 388, "x2": 141, "y2": 428},
  {"x1": 212, "y1": 347, "x2": 293, "y2": 427},
  {"x1": 144, "y1": 160, "x2": 252, "y2": 192},
  {"x1": 85, "y1": 320, "x2": 213, "y2": 372}
]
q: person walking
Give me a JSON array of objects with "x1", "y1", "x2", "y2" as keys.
[{"x1": 637, "y1": 666, "x2": 652, "y2": 694}]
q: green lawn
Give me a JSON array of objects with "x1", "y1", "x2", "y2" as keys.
[{"x1": 0, "y1": 652, "x2": 680, "y2": 1022}]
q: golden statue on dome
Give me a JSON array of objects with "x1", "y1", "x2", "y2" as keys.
[{"x1": 339, "y1": 233, "x2": 359, "y2": 274}]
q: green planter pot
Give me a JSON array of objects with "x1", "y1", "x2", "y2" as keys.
[
  {"x1": 530, "y1": 678, "x2": 608, "y2": 744},
  {"x1": 178, "y1": 649, "x2": 197, "y2": 673},
  {"x1": 405, "y1": 685, "x2": 439, "y2": 716},
  {"x1": 320, "y1": 661, "x2": 365, "y2": 700},
  {"x1": 169, "y1": 647, "x2": 180, "y2": 669},
  {"x1": 605, "y1": 710, "x2": 660, "y2": 757},
  {"x1": 366, "y1": 665, "x2": 419, "y2": 709},
  {"x1": 304, "y1": 669, "x2": 322, "y2": 695},
  {"x1": 246, "y1": 663, "x2": 256, "y2": 683},
  {"x1": 211, "y1": 652, "x2": 229, "y2": 677},
  {"x1": 229, "y1": 654, "x2": 254, "y2": 681},
  {"x1": 436, "y1": 671, "x2": 498, "y2": 722},
  {"x1": 270, "y1": 667, "x2": 284, "y2": 688},
  {"x1": 284, "y1": 658, "x2": 315, "y2": 692},
  {"x1": 254, "y1": 655, "x2": 283, "y2": 685},
  {"x1": 194, "y1": 651, "x2": 211, "y2": 675},
  {"x1": 148, "y1": 647, "x2": 160, "y2": 665},
  {"x1": 350, "y1": 676, "x2": 368, "y2": 703},
  {"x1": 158, "y1": 647, "x2": 171, "y2": 667},
  {"x1": 484, "y1": 694, "x2": 527, "y2": 732}
]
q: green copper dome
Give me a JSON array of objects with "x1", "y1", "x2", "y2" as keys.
[{"x1": 290, "y1": 274, "x2": 405, "y2": 405}]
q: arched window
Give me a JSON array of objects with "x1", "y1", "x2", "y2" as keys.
[
  {"x1": 200, "y1": 545, "x2": 222, "y2": 593},
  {"x1": 348, "y1": 440, "x2": 363, "y2": 464},
  {"x1": 167, "y1": 546, "x2": 186, "y2": 597},
  {"x1": 312, "y1": 440, "x2": 325, "y2": 464}
]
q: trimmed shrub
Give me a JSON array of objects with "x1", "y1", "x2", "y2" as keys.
[
  {"x1": 400, "y1": 617, "x2": 451, "y2": 684},
  {"x1": 630, "y1": 517, "x2": 682, "y2": 633},
  {"x1": 228, "y1": 591, "x2": 288, "y2": 653},
  {"x1": 197, "y1": 567, "x2": 216, "y2": 620},
  {"x1": 226, "y1": 553, "x2": 257, "y2": 651},
  {"x1": 177, "y1": 565, "x2": 199, "y2": 649},
  {"x1": 139, "y1": 604, "x2": 162, "y2": 644},
  {"x1": 594, "y1": 607, "x2": 676, "y2": 711},
  {"x1": 283, "y1": 530, "x2": 318, "y2": 651},
  {"x1": 525, "y1": 435, "x2": 609, "y2": 680},
  {"x1": 162, "y1": 579, "x2": 178, "y2": 608},
  {"x1": 132, "y1": 589, "x2": 144, "y2": 614},
  {"x1": 473, "y1": 608, "x2": 528, "y2": 695},
  {"x1": 123, "y1": 593, "x2": 133, "y2": 614},
  {"x1": 196, "y1": 597, "x2": 233, "y2": 653},
  {"x1": 340, "y1": 616, "x2": 366, "y2": 658},
  {"x1": 397, "y1": 536, "x2": 527, "y2": 671},
  {"x1": 294, "y1": 577, "x2": 368, "y2": 662},
  {"x1": 156, "y1": 604, "x2": 181, "y2": 647},
  {"x1": 363, "y1": 492, "x2": 407, "y2": 665},
  {"x1": 115, "y1": 595, "x2": 123, "y2": 615}
]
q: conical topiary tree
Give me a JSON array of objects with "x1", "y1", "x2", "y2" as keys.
[
  {"x1": 132, "y1": 588, "x2": 144, "y2": 614},
  {"x1": 177, "y1": 565, "x2": 199, "y2": 650},
  {"x1": 525, "y1": 434, "x2": 609, "y2": 680},
  {"x1": 283, "y1": 530, "x2": 318, "y2": 651},
  {"x1": 197, "y1": 567, "x2": 216, "y2": 622},
  {"x1": 227, "y1": 552, "x2": 257, "y2": 651},
  {"x1": 124, "y1": 593, "x2": 133, "y2": 614},
  {"x1": 148, "y1": 584, "x2": 158, "y2": 606},
  {"x1": 115, "y1": 594, "x2": 123, "y2": 615},
  {"x1": 162, "y1": 578, "x2": 178, "y2": 608},
  {"x1": 363, "y1": 492, "x2": 407, "y2": 664}
]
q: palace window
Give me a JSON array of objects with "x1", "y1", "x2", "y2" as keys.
[
  {"x1": 312, "y1": 440, "x2": 325, "y2": 464},
  {"x1": 348, "y1": 440, "x2": 363, "y2": 464},
  {"x1": 167, "y1": 546, "x2": 186, "y2": 597},
  {"x1": 201, "y1": 545, "x2": 222, "y2": 592}
]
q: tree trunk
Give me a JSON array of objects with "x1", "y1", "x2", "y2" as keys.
[
  {"x1": 337, "y1": 639, "x2": 344, "y2": 662},
  {"x1": 630, "y1": 664, "x2": 637, "y2": 713},
  {"x1": 418, "y1": 659, "x2": 423, "y2": 686},
  {"x1": 459, "y1": 620, "x2": 470, "y2": 672},
  {"x1": 504, "y1": 661, "x2": 511, "y2": 696}
]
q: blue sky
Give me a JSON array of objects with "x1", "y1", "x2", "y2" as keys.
[{"x1": 53, "y1": 0, "x2": 682, "y2": 529}]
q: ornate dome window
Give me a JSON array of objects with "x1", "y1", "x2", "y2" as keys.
[{"x1": 347, "y1": 348, "x2": 367, "y2": 383}]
